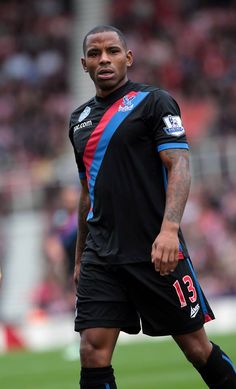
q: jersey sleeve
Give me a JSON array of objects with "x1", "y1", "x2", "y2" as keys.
[
  {"x1": 147, "y1": 89, "x2": 189, "y2": 153},
  {"x1": 69, "y1": 114, "x2": 86, "y2": 181}
]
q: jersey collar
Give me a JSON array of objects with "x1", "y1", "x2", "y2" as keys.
[{"x1": 94, "y1": 80, "x2": 132, "y2": 105}]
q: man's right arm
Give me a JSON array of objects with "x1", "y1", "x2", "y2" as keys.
[{"x1": 74, "y1": 178, "x2": 90, "y2": 285}]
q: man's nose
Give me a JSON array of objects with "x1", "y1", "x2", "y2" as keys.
[{"x1": 99, "y1": 51, "x2": 110, "y2": 63}]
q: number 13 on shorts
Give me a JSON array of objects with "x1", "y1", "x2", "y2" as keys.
[{"x1": 173, "y1": 275, "x2": 197, "y2": 308}]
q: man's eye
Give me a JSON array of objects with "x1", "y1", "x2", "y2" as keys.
[{"x1": 88, "y1": 52, "x2": 98, "y2": 57}]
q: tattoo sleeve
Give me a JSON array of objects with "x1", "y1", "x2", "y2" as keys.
[
  {"x1": 75, "y1": 181, "x2": 90, "y2": 265},
  {"x1": 160, "y1": 149, "x2": 191, "y2": 229}
]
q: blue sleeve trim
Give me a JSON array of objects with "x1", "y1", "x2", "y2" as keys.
[
  {"x1": 222, "y1": 355, "x2": 236, "y2": 373},
  {"x1": 157, "y1": 143, "x2": 189, "y2": 152},
  {"x1": 79, "y1": 171, "x2": 86, "y2": 180}
]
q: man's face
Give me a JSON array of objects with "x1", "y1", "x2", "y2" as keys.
[{"x1": 82, "y1": 31, "x2": 133, "y2": 97}]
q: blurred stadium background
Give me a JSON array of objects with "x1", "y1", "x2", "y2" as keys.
[{"x1": 0, "y1": 0, "x2": 236, "y2": 386}]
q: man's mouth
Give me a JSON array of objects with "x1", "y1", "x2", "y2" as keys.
[{"x1": 97, "y1": 69, "x2": 114, "y2": 79}]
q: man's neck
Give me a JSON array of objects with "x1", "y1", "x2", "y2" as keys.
[{"x1": 96, "y1": 78, "x2": 129, "y2": 98}]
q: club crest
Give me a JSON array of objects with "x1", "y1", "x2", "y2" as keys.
[{"x1": 118, "y1": 95, "x2": 135, "y2": 112}]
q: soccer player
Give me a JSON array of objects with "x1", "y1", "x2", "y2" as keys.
[{"x1": 69, "y1": 25, "x2": 236, "y2": 388}]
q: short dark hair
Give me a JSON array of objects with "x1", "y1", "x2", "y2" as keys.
[{"x1": 83, "y1": 25, "x2": 127, "y2": 54}]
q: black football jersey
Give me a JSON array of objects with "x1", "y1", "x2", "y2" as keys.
[{"x1": 69, "y1": 80, "x2": 189, "y2": 264}]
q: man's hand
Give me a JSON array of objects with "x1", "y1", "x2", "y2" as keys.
[
  {"x1": 151, "y1": 230, "x2": 179, "y2": 275},
  {"x1": 73, "y1": 263, "x2": 80, "y2": 288},
  {"x1": 73, "y1": 178, "x2": 90, "y2": 289}
]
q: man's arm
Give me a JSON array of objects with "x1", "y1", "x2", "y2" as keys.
[
  {"x1": 151, "y1": 149, "x2": 191, "y2": 275},
  {"x1": 74, "y1": 178, "x2": 90, "y2": 285}
]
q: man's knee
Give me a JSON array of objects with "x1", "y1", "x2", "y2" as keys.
[
  {"x1": 174, "y1": 328, "x2": 212, "y2": 368},
  {"x1": 79, "y1": 328, "x2": 119, "y2": 368},
  {"x1": 183, "y1": 342, "x2": 212, "y2": 367},
  {"x1": 80, "y1": 340, "x2": 109, "y2": 367}
]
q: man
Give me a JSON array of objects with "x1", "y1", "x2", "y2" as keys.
[{"x1": 69, "y1": 25, "x2": 236, "y2": 389}]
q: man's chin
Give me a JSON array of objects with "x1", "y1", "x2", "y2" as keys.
[
  {"x1": 97, "y1": 78, "x2": 127, "y2": 93},
  {"x1": 98, "y1": 80, "x2": 117, "y2": 90}
]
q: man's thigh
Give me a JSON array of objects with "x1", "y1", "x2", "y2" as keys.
[{"x1": 75, "y1": 262, "x2": 141, "y2": 334}]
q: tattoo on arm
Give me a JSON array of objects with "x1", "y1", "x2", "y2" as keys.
[{"x1": 160, "y1": 149, "x2": 191, "y2": 227}]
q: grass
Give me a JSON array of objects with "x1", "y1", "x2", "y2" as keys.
[{"x1": 0, "y1": 332, "x2": 236, "y2": 388}]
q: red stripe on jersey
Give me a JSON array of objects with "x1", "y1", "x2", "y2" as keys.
[
  {"x1": 178, "y1": 251, "x2": 184, "y2": 260},
  {"x1": 83, "y1": 91, "x2": 138, "y2": 182}
]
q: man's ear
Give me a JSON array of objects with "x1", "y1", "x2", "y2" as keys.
[
  {"x1": 126, "y1": 50, "x2": 133, "y2": 68},
  {"x1": 81, "y1": 58, "x2": 88, "y2": 72}
]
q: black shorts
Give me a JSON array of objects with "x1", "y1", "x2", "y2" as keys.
[{"x1": 75, "y1": 258, "x2": 214, "y2": 336}]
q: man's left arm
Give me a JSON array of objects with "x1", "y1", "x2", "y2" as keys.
[{"x1": 151, "y1": 148, "x2": 191, "y2": 275}]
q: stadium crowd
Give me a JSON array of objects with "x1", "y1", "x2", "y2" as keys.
[
  {"x1": 0, "y1": 0, "x2": 73, "y2": 207},
  {"x1": 0, "y1": 0, "x2": 75, "y2": 314},
  {"x1": 0, "y1": 0, "x2": 236, "y2": 316}
]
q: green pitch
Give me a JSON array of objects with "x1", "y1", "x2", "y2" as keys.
[{"x1": 1, "y1": 332, "x2": 236, "y2": 388}]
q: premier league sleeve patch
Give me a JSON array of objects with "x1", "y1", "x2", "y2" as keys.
[{"x1": 162, "y1": 115, "x2": 185, "y2": 137}]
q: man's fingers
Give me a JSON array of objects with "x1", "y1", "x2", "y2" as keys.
[
  {"x1": 152, "y1": 241, "x2": 179, "y2": 275},
  {"x1": 159, "y1": 255, "x2": 170, "y2": 275},
  {"x1": 159, "y1": 250, "x2": 179, "y2": 275},
  {"x1": 151, "y1": 243, "x2": 162, "y2": 271}
]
